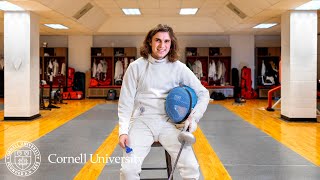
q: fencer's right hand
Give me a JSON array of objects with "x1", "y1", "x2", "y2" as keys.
[
  {"x1": 119, "y1": 134, "x2": 129, "y2": 149},
  {"x1": 183, "y1": 116, "x2": 197, "y2": 133}
]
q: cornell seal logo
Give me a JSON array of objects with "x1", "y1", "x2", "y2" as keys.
[{"x1": 5, "y1": 141, "x2": 41, "y2": 177}]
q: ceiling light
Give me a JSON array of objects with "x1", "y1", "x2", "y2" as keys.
[
  {"x1": 180, "y1": 8, "x2": 198, "y2": 15},
  {"x1": 253, "y1": 23, "x2": 277, "y2": 29},
  {"x1": 295, "y1": 0, "x2": 320, "y2": 10},
  {"x1": 122, "y1": 8, "x2": 141, "y2": 15},
  {"x1": 44, "y1": 24, "x2": 69, "y2": 30},
  {"x1": 0, "y1": 1, "x2": 24, "y2": 11}
]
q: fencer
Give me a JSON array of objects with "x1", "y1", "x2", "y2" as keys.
[{"x1": 118, "y1": 24, "x2": 210, "y2": 180}]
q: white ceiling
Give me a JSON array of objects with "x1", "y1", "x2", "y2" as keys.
[{"x1": 2, "y1": 0, "x2": 315, "y2": 35}]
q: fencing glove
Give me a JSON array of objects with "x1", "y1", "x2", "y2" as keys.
[{"x1": 183, "y1": 116, "x2": 197, "y2": 133}]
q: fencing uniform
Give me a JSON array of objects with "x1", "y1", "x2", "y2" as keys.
[
  {"x1": 124, "y1": 57, "x2": 129, "y2": 73},
  {"x1": 92, "y1": 59, "x2": 97, "y2": 78},
  {"x1": 61, "y1": 62, "x2": 66, "y2": 76},
  {"x1": 115, "y1": 60, "x2": 124, "y2": 81},
  {"x1": 191, "y1": 60, "x2": 203, "y2": 80},
  {"x1": 118, "y1": 55, "x2": 210, "y2": 180},
  {"x1": 208, "y1": 61, "x2": 217, "y2": 81},
  {"x1": 53, "y1": 59, "x2": 59, "y2": 77},
  {"x1": 261, "y1": 60, "x2": 266, "y2": 76}
]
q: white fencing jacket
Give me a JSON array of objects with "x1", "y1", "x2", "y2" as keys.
[
  {"x1": 61, "y1": 62, "x2": 66, "y2": 76},
  {"x1": 114, "y1": 60, "x2": 124, "y2": 81},
  {"x1": 118, "y1": 55, "x2": 210, "y2": 135},
  {"x1": 92, "y1": 61, "x2": 97, "y2": 78},
  {"x1": 261, "y1": 60, "x2": 266, "y2": 76},
  {"x1": 191, "y1": 60, "x2": 203, "y2": 79},
  {"x1": 53, "y1": 59, "x2": 59, "y2": 77},
  {"x1": 208, "y1": 61, "x2": 216, "y2": 79}
]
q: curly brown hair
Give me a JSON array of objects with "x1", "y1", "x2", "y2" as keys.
[{"x1": 140, "y1": 24, "x2": 179, "y2": 62}]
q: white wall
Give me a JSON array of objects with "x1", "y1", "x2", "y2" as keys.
[
  {"x1": 93, "y1": 35, "x2": 144, "y2": 59},
  {"x1": 0, "y1": 35, "x2": 3, "y2": 56},
  {"x1": 68, "y1": 36, "x2": 92, "y2": 72},
  {"x1": 4, "y1": 11, "x2": 39, "y2": 117},
  {"x1": 40, "y1": 35, "x2": 68, "y2": 47},
  {"x1": 281, "y1": 10, "x2": 317, "y2": 119},
  {"x1": 318, "y1": 35, "x2": 320, "y2": 79},
  {"x1": 255, "y1": 35, "x2": 281, "y2": 47},
  {"x1": 230, "y1": 35, "x2": 255, "y2": 87}
]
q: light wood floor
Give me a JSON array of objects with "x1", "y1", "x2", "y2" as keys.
[
  {"x1": 212, "y1": 99, "x2": 320, "y2": 166},
  {"x1": 0, "y1": 98, "x2": 319, "y2": 180}
]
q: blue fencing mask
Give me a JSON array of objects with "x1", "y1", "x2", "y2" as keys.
[{"x1": 165, "y1": 85, "x2": 197, "y2": 124}]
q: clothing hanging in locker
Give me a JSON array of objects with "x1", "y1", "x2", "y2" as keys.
[
  {"x1": 124, "y1": 57, "x2": 128, "y2": 73},
  {"x1": 53, "y1": 59, "x2": 59, "y2": 77},
  {"x1": 96, "y1": 60, "x2": 103, "y2": 75},
  {"x1": 216, "y1": 60, "x2": 226, "y2": 80},
  {"x1": 208, "y1": 60, "x2": 216, "y2": 80},
  {"x1": 114, "y1": 59, "x2": 124, "y2": 81},
  {"x1": 47, "y1": 59, "x2": 53, "y2": 76},
  {"x1": 220, "y1": 61, "x2": 226, "y2": 81},
  {"x1": 216, "y1": 60, "x2": 222, "y2": 80},
  {"x1": 102, "y1": 59, "x2": 107, "y2": 74},
  {"x1": 61, "y1": 62, "x2": 66, "y2": 76},
  {"x1": 261, "y1": 60, "x2": 266, "y2": 76},
  {"x1": 92, "y1": 58, "x2": 97, "y2": 78},
  {"x1": 192, "y1": 59, "x2": 203, "y2": 79},
  {"x1": 220, "y1": 61, "x2": 226, "y2": 84}
]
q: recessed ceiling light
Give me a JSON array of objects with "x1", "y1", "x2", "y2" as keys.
[
  {"x1": 253, "y1": 23, "x2": 277, "y2": 29},
  {"x1": 295, "y1": 0, "x2": 320, "y2": 10},
  {"x1": 122, "y1": 8, "x2": 141, "y2": 15},
  {"x1": 44, "y1": 24, "x2": 69, "y2": 30},
  {"x1": 179, "y1": 8, "x2": 198, "y2": 15},
  {"x1": 0, "y1": 1, "x2": 24, "y2": 11}
]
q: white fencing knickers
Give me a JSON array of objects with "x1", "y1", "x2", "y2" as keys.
[{"x1": 120, "y1": 115, "x2": 199, "y2": 180}]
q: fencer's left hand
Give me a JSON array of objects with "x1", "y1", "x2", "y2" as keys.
[{"x1": 183, "y1": 116, "x2": 197, "y2": 133}]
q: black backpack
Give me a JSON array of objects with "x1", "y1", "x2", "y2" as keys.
[
  {"x1": 210, "y1": 92, "x2": 226, "y2": 100},
  {"x1": 232, "y1": 68, "x2": 240, "y2": 98},
  {"x1": 73, "y1": 72, "x2": 85, "y2": 92},
  {"x1": 106, "y1": 89, "x2": 117, "y2": 100}
]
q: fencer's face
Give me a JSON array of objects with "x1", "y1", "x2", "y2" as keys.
[{"x1": 150, "y1": 32, "x2": 171, "y2": 60}]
